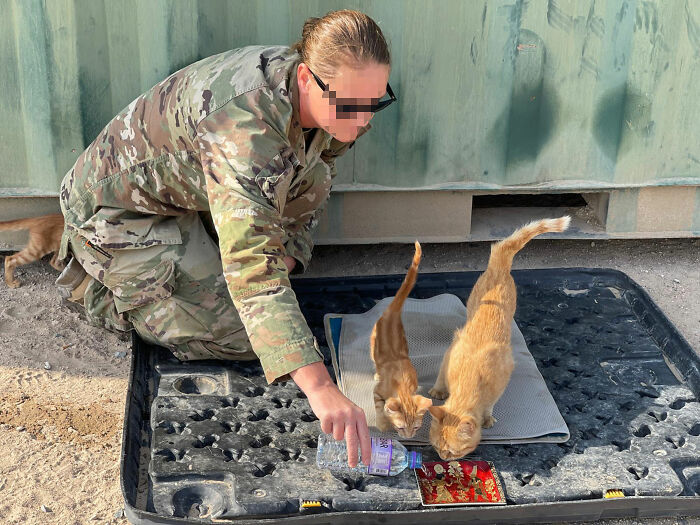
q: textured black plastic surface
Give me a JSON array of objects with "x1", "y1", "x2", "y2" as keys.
[{"x1": 121, "y1": 269, "x2": 700, "y2": 523}]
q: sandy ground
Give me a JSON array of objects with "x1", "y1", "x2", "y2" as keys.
[{"x1": 0, "y1": 237, "x2": 698, "y2": 524}]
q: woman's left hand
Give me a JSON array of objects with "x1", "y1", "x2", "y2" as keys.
[{"x1": 283, "y1": 256, "x2": 297, "y2": 273}]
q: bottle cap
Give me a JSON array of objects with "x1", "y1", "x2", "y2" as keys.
[{"x1": 409, "y1": 450, "x2": 422, "y2": 469}]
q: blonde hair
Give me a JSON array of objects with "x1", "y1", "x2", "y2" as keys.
[{"x1": 292, "y1": 10, "x2": 391, "y2": 80}]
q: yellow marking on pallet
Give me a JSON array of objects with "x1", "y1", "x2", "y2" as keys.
[{"x1": 604, "y1": 489, "x2": 625, "y2": 498}]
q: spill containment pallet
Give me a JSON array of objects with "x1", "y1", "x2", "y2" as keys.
[{"x1": 121, "y1": 269, "x2": 700, "y2": 524}]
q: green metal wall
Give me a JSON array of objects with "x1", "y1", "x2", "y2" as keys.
[{"x1": 1, "y1": 0, "x2": 699, "y2": 196}]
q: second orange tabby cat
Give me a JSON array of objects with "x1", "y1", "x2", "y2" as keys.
[
  {"x1": 370, "y1": 241, "x2": 432, "y2": 439},
  {"x1": 429, "y1": 216, "x2": 571, "y2": 459}
]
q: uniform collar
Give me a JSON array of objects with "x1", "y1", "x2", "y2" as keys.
[
  {"x1": 289, "y1": 64, "x2": 329, "y2": 168},
  {"x1": 288, "y1": 63, "x2": 306, "y2": 167}
]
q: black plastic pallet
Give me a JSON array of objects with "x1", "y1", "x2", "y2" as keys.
[{"x1": 121, "y1": 269, "x2": 700, "y2": 524}]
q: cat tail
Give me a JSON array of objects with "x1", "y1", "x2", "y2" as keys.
[
  {"x1": 0, "y1": 214, "x2": 63, "y2": 232},
  {"x1": 489, "y1": 216, "x2": 570, "y2": 270},
  {"x1": 0, "y1": 218, "x2": 36, "y2": 232},
  {"x1": 386, "y1": 241, "x2": 422, "y2": 313}
]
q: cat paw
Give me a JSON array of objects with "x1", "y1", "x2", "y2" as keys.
[
  {"x1": 375, "y1": 408, "x2": 391, "y2": 432},
  {"x1": 376, "y1": 419, "x2": 392, "y2": 432},
  {"x1": 429, "y1": 387, "x2": 448, "y2": 400},
  {"x1": 482, "y1": 415, "x2": 496, "y2": 428},
  {"x1": 6, "y1": 280, "x2": 21, "y2": 289}
]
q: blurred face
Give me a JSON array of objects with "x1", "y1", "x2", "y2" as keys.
[{"x1": 297, "y1": 61, "x2": 391, "y2": 143}]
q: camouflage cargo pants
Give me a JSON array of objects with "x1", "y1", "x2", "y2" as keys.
[{"x1": 56, "y1": 212, "x2": 257, "y2": 361}]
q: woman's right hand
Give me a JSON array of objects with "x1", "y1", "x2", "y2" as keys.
[{"x1": 289, "y1": 361, "x2": 371, "y2": 468}]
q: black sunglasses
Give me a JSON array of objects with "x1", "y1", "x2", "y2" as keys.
[{"x1": 308, "y1": 67, "x2": 396, "y2": 115}]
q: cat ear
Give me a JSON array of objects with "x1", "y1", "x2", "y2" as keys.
[
  {"x1": 428, "y1": 405, "x2": 446, "y2": 422},
  {"x1": 413, "y1": 395, "x2": 433, "y2": 411},
  {"x1": 457, "y1": 417, "x2": 477, "y2": 437},
  {"x1": 385, "y1": 397, "x2": 401, "y2": 414}
]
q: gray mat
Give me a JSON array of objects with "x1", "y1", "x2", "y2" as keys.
[{"x1": 325, "y1": 294, "x2": 569, "y2": 445}]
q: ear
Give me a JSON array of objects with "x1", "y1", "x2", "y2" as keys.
[
  {"x1": 428, "y1": 405, "x2": 446, "y2": 422},
  {"x1": 297, "y1": 63, "x2": 312, "y2": 93},
  {"x1": 384, "y1": 397, "x2": 401, "y2": 414},
  {"x1": 413, "y1": 395, "x2": 433, "y2": 411},
  {"x1": 457, "y1": 417, "x2": 477, "y2": 437}
]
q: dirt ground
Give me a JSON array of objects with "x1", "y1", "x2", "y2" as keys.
[{"x1": 0, "y1": 237, "x2": 698, "y2": 524}]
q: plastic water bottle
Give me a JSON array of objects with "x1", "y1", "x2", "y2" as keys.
[{"x1": 316, "y1": 433, "x2": 422, "y2": 476}]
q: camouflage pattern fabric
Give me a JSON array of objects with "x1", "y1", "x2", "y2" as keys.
[
  {"x1": 65, "y1": 212, "x2": 258, "y2": 361},
  {"x1": 58, "y1": 46, "x2": 364, "y2": 383}
]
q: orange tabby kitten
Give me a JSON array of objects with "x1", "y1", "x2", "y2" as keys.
[
  {"x1": 428, "y1": 216, "x2": 571, "y2": 459},
  {"x1": 370, "y1": 241, "x2": 432, "y2": 438},
  {"x1": 0, "y1": 214, "x2": 65, "y2": 288}
]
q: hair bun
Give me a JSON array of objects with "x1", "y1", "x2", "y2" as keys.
[
  {"x1": 292, "y1": 10, "x2": 390, "y2": 76},
  {"x1": 302, "y1": 17, "x2": 321, "y2": 40}
]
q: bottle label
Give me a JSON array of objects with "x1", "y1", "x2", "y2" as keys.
[{"x1": 368, "y1": 437, "x2": 393, "y2": 476}]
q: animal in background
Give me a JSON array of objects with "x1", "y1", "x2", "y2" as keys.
[{"x1": 0, "y1": 214, "x2": 65, "y2": 288}]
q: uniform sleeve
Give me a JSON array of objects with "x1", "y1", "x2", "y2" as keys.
[
  {"x1": 197, "y1": 95, "x2": 323, "y2": 383},
  {"x1": 283, "y1": 198, "x2": 328, "y2": 274}
]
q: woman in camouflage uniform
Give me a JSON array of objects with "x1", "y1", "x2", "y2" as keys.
[{"x1": 56, "y1": 10, "x2": 395, "y2": 467}]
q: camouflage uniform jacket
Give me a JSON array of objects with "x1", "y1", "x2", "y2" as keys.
[{"x1": 58, "y1": 45, "x2": 364, "y2": 382}]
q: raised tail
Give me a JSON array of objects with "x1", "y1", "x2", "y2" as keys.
[
  {"x1": 386, "y1": 241, "x2": 422, "y2": 314},
  {"x1": 489, "y1": 216, "x2": 570, "y2": 270}
]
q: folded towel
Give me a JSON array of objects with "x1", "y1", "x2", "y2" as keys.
[{"x1": 324, "y1": 293, "x2": 569, "y2": 445}]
